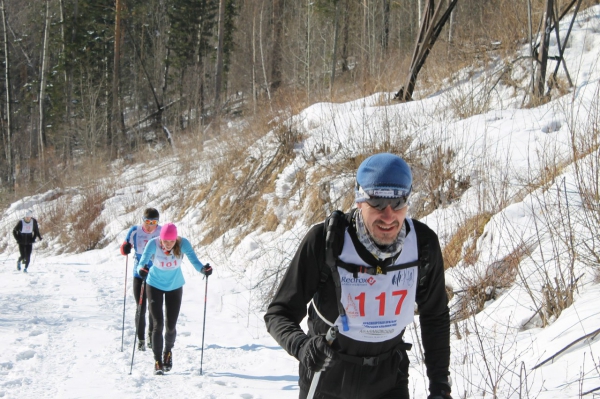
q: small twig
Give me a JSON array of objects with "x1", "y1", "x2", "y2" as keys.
[
  {"x1": 582, "y1": 385, "x2": 600, "y2": 396},
  {"x1": 532, "y1": 326, "x2": 600, "y2": 370}
]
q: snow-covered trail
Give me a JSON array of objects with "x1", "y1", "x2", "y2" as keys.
[{"x1": 0, "y1": 248, "x2": 298, "y2": 399}]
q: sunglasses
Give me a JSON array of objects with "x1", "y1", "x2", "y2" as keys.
[
  {"x1": 144, "y1": 219, "x2": 159, "y2": 225},
  {"x1": 365, "y1": 196, "x2": 409, "y2": 211}
]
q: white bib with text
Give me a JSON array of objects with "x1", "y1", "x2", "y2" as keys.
[
  {"x1": 134, "y1": 226, "x2": 161, "y2": 255},
  {"x1": 152, "y1": 248, "x2": 182, "y2": 271},
  {"x1": 21, "y1": 220, "x2": 33, "y2": 234},
  {"x1": 334, "y1": 218, "x2": 419, "y2": 343}
]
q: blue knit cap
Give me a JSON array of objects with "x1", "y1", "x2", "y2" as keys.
[{"x1": 355, "y1": 153, "x2": 412, "y2": 202}]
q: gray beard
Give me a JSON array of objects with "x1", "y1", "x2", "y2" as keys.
[{"x1": 355, "y1": 209, "x2": 406, "y2": 260}]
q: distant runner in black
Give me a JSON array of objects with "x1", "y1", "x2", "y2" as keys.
[{"x1": 13, "y1": 209, "x2": 43, "y2": 273}]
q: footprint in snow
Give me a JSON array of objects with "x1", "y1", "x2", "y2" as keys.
[
  {"x1": 16, "y1": 350, "x2": 36, "y2": 361},
  {"x1": 0, "y1": 361, "x2": 13, "y2": 370}
]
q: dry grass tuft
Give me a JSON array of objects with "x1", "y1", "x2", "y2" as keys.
[
  {"x1": 411, "y1": 145, "x2": 471, "y2": 219},
  {"x1": 195, "y1": 114, "x2": 301, "y2": 246},
  {"x1": 452, "y1": 242, "x2": 531, "y2": 322},
  {"x1": 443, "y1": 212, "x2": 493, "y2": 269},
  {"x1": 40, "y1": 185, "x2": 113, "y2": 254}
]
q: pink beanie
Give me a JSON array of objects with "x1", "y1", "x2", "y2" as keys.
[{"x1": 160, "y1": 223, "x2": 178, "y2": 240}]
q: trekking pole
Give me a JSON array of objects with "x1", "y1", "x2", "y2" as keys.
[
  {"x1": 307, "y1": 326, "x2": 338, "y2": 399},
  {"x1": 129, "y1": 279, "x2": 146, "y2": 375},
  {"x1": 200, "y1": 275, "x2": 209, "y2": 375},
  {"x1": 121, "y1": 256, "x2": 128, "y2": 352}
]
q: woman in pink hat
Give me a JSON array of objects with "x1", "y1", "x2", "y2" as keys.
[{"x1": 137, "y1": 222, "x2": 212, "y2": 375}]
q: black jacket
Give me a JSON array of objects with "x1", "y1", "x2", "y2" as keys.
[
  {"x1": 13, "y1": 218, "x2": 42, "y2": 245},
  {"x1": 264, "y1": 212, "x2": 450, "y2": 398}
]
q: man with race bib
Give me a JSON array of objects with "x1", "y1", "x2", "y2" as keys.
[
  {"x1": 13, "y1": 209, "x2": 43, "y2": 273},
  {"x1": 265, "y1": 153, "x2": 452, "y2": 399}
]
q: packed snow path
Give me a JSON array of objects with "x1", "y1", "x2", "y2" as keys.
[{"x1": 0, "y1": 251, "x2": 299, "y2": 399}]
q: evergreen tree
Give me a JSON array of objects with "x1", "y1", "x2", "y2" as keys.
[{"x1": 167, "y1": 0, "x2": 218, "y2": 70}]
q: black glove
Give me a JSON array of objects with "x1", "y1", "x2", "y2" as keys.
[
  {"x1": 202, "y1": 263, "x2": 212, "y2": 276},
  {"x1": 297, "y1": 335, "x2": 335, "y2": 373},
  {"x1": 138, "y1": 266, "x2": 149, "y2": 279},
  {"x1": 120, "y1": 242, "x2": 132, "y2": 255},
  {"x1": 428, "y1": 381, "x2": 452, "y2": 399}
]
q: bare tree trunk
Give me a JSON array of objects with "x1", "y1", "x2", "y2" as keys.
[
  {"x1": 394, "y1": 0, "x2": 458, "y2": 102},
  {"x1": 38, "y1": 0, "x2": 50, "y2": 175},
  {"x1": 65, "y1": 0, "x2": 78, "y2": 162},
  {"x1": 340, "y1": 0, "x2": 350, "y2": 72},
  {"x1": 112, "y1": 0, "x2": 123, "y2": 155},
  {"x1": 162, "y1": 47, "x2": 170, "y2": 105},
  {"x1": 1, "y1": 0, "x2": 13, "y2": 188},
  {"x1": 447, "y1": 0, "x2": 454, "y2": 44},
  {"x1": 252, "y1": 3, "x2": 258, "y2": 113},
  {"x1": 214, "y1": 0, "x2": 226, "y2": 117},
  {"x1": 58, "y1": 0, "x2": 72, "y2": 164},
  {"x1": 361, "y1": 0, "x2": 368, "y2": 81},
  {"x1": 306, "y1": 0, "x2": 312, "y2": 102},
  {"x1": 259, "y1": 1, "x2": 271, "y2": 101},
  {"x1": 270, "y1": 0, "x2": 283, "y2": 92},
  {"x1": 104, "y1": 41, "x2": 111, "y2": 157},
  {"x1": 330, "y1": 0, "x2": 340, "y2": 95},
  {"x1": 527, "y1": 0, "x2": 535, "y2": 97},
  {"x1": 535, "y1": 0, "x2": 554, "y2": 99},
  {"x1": 382, "y1": 0, "x2": 390, "y2": 51}
]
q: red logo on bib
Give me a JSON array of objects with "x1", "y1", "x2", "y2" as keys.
[{"x1": 367, "y1": 277, "x2": 376, "y2": 286}]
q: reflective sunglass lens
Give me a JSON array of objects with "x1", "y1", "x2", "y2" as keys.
[{"x1": 366, "y1": 197, "x2": 407, "y2": 210}]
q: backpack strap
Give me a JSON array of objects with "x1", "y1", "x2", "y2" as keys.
[
  {"x1": 318, "y1": 210, "x2": 350, "y2": 288},
  {"x1": 336, "y1": 258, "x2": 421, "y2": 279},
  {"x1": 323, "y1": 210, "x2": 351, "y2": 331},
  {"x1": 417, "y1": 243, "x2": 431, "y2": 287}
]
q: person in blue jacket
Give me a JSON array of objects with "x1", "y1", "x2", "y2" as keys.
[
  {"x1": 120, "y1": 208, "x2": 162, "y2": 351},
  {"x1": 137, "y1": 222, "x2": 213, "y2": 375}
]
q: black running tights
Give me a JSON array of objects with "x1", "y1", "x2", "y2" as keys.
[
  {"x1": 18, "y1": 244, "x2": 33, "y2": 268},
  {"x1": 146, "y1": 284, "x2": 183, "y2": 361}
]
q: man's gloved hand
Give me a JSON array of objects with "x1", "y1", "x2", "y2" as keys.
[
  {"x1": 202, "y1": 263, "x2": 212, "y2": 276},
  {"x1": 138, "y1": 266, "x2": 149, "y2": 279},
  {"x1": 297, "y1": 335, "x2": 335, "y2": 373},
  {"x1": 120, "y1": 242, "x2": 132, "y2": 255},
  {"x1": 428, "y1": 381, "x2": 452, "y2": 399}
]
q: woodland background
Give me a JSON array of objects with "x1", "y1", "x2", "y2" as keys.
[{"x1": 2, "y1": 0, "x2": 598, "y2": 205}]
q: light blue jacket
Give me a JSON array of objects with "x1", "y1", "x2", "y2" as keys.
[
  {"x1": 137, "y1": 237, "x2": 206, "y2": 291},
  {"x1": 124, "y1": 224, "x2": 162, "y2": 278}
]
